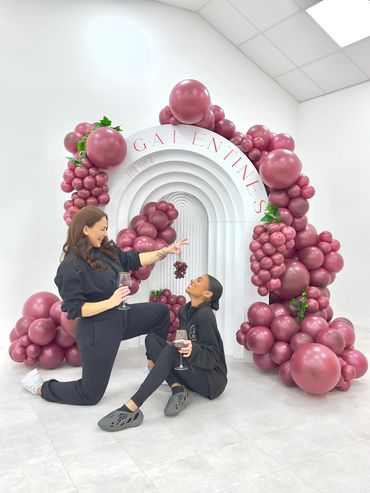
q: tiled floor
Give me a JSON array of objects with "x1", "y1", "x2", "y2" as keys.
[{"x1": 1, "y1": 326, "x2": 369, "y2": 493}]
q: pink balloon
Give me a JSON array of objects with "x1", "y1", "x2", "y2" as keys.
[
  {"x1": 23, "y1": 292, "x2": 60, "y2": 320},
  {"x1": 65, "y1": 345, "x2": 82, "y2": 367},
  {"x1": 148, "y1": 210, "x2": 169, "y2": 231},
  {"x1": 246, "y1": 326, "x2": 275, "y2": 354},
  {"x1": 60, "y1": 312, "x2": 78, "y2": 338},
  {"x1": 300, "y1": 315, "x2": 328, "y2": 339},
  {"x1": 159, "y1": 105, "x2": 173, "y2": 124},
  {"x1": 49, "y1": 300, "x2": 62, "y2": 326},
  {"x1": 156, "y1": 226, "x2": 176, "y2": 244},
  {"x1": 329, "y1": 321, "x2": 355, "y2": 348},
  {"x1": 288, "y1": 197, "x2": 309, "y2": 218},
  {"x1": 24, "y1": 356, "x2": 37, "y2": 368},
  {"x1": 279, "y1": 360, "x2": 296, "y2": 386},
  {"x1": 247, "y1": 125, "x2": 272, "y2": 150},
  {"x1": 270, "y1": 341, "x2": 292, "y2": 364},
  {"x1": 290, "y1": 332, "x2": 313, "y2": 352},
  {"x1": 117, "y1": 227, "x2": 137, "y2": 244},
  {"x1": 298, "y1": 247, "x2": 324, "y2": 270},
  {"x1": 15, "y1": 316, "x2": 35, "y2": 337},
  {"x1": 133, "y1": 235, "x2": 156, "y2": 253},
  {"x1": 54, "y1": 326, "x2": 75, "y2": 348},
  {"x1": 269, "y1": 133, "x2": 295, "y2": 152},
  {"x1": 211, "y1": 105, "x2": 225, "y2": 122},
  {"x1": 195, "y1": 108, "x2": 215, "y2": 130},
  {"x1": 74, "y1": 122, "x2": 93, "y2": 135},
  {"x1": 315, "y1": 328, "x2": 345, "y2": 355},
  {"x1": 129, "y1": 276, "x2": 140, "y2": 295},
  {"x1": 332, "y1": 317, "x2": 353, "y2": 328},
  {"x1": 323, "y1": 252, "x2": 344, "y2": 273},
  {"x1": 86, "y1": 127, "x2": 127, "y2": 169},
  {"x1": 64, "y1": 131, "x2": 83, "y2": 153},
  {"x1": 291, "y1": 343, "x2": 341, "y2": 394},
  {"x1": 260, "y1": 150, "x2": 302, "y2": 189},
  {"x1": 214, "y1": 119, "x2": 235, "y2": 139},
  {"x1": 270, "y1": 303, "x2": 290, "y2": 318},
  {"x1": 236, "y1": 329, "x2": 246, "y2": 346},
  {"x1": 340, "y1": 349, "x2": 368, "y2": 378},
  {"x1": 294, "y1": 224, "x2": 318, "y2": 250},
  {"x1": 132, "y1": 265, "x2": 152, "y2": 281},
  {"x1": 9, "y1": 328, "x2": 18, "y2": 342},
  {"x1": 154, "y1": 238, "x2": 168, "y2": 250},
  {"x1": 166, "y1": 207, "x2": 179, "y2": 221},
  {"x1": 342, "y1": 364, "x2": 356, "y2": 382},
  {"x1": 270, "y1": 315, "x2": 299, "y2": 341},
  {"x1": 130, "y1": 214, "x2": 148, "y2": 231},
  {"x1": 26, "y1": 343, "x2": 41, "y2": 359},
  {"x1": 292, "y1": 215, "x2": 308, "y2": 232},
  {"x1": 176, "y1": 295, "x2": 186, "y2": 306},
  {"x1": 142, "y1": 202, "x2": 158, "y2": 215},
  {"x1": 310, "y1": 268, "x2": 331, "y2": 287},
  {"x1": 269, "y1": 190, "x2": 289, "y2": 208},
  {"x1": 247, "y1": 302, "x2": 273, "y2": 327},
  {"x1": 169, "y1": 79, "x2": 211, "y2": 124},
  {"x1": 11, "y1": 344, "x2": 26, "y2": 362},
  {"x1": 253, "y1": 352, "x2": 278, "y2": 372},
  {"x1": 38, "y1": 342, "x2": 64, "y2": 369},
  {"x1": 18, "y1": 334, "x2": 31, "y2": 348},
  {"x1": 274, "y1": 260, "x2": 310, "y2": 300},
  {"x1": 28, "y1": 318, "x2": 57, "y2": 346},
  {"x1": 278, "y1": 208, "x2": 293, "y2": 226},
  {"x1": 137, "y1": 222, "x2": 158, "y2": 240}
]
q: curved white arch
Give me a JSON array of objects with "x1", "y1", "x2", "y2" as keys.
[{"x1": 106, "y1": 125, "x2": 268, "y2": 357}]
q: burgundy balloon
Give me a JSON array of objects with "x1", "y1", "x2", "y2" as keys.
[
  {"x1": 288, "y1": 197, "x2": 309, "y2": 218},
  {"x1": 26, "y1": 343, "x2": 41, "y2": 359},
  {"x1": 315, "y1": 328, "x2": 345, "y2": 355},
  {"x1": 130, "y1": 214, "x2": 148, "y2": 231},
  {"x1": 260, "y1": 149, "x2": 302, "y2": 189},
  {"x1": 64, "y1": 131, "x2": 83, "y2": 153},
  {"x1": 236, "y1": 329, "x2": 246, "y2": 346},
  {"x1": 270, "y1": 303, "x2": 290, "y2": 318},
  {"x1": 117, "y1": 227, "x2": 137, "y2": 244},
  {"x1": 274, "y1": 260, "x2": 310, "y2": 300},
  {"x1": 253, "y1": 352, "x2": 278, "y2": 372},
  {"x1": 195, "y1": 108, "x2": 215, "y2": 130},
  {"x1": 137, "y1": 222, "x2": 158, "y2": 240},
  {"x1": 300, "y1": 315, "x2": 329, "y2": 339},
  {"x1": 247, "y1": 302, "x2": 273, "y2": 327},
  {"x1": 292, "y1": 215, "x2": 308, "y2": 232},
  {"x1": 129, "y1": 276, "x2": 140, "y2": 295},
  {"x1": 341, "y1": 349, "x2": 368, "y2": 378},
  {"x1": 294, "y1": 224, "x2": 318, "y2": 250},
  {"x1": 15, "y1": 316, "x2": 35, "y2": 337},
  {"x1": 247, "y1": 125, "x2": 272, "y2": 149},
  {"x1": 211, "y1": 104, "x2": 225, "y2": 122},
  {"x1": 65, "y1": 345, "x2": 82, "y2": 367},
  {"x1": 38, "y1": 342, "x2": 64, "y2": 369},
  {"x1": 148, "y1": 210, "x2": 169, "y2": 231},
  {"x1": 49, "y1": 300, "x2": 62, "y2": 326},
  {"x1": 132, "y1": 265, "x2": 152, "y2": 281},
  {"x1": 157, "y1": 226, "x2": 176, "y2": 244},
  {"x1": 28, "y1": 318, "x2": 57, "y2": 346},
  {"x1": 246, "y1": 326, "x2": 275, "y2": 354},
  {"x1": 159, "y1": 105, "x2": 173, "y2": 124},
  {"x1": 290, "y1": 332, "x2": 313, "y2": 352},
  {"x1": 54, "y1": 326, "x2": 75, "y2": 349},
  {"x1": 291, "y1": 343, "x2": 341, "y2": 394},
  {"x1": 60, "y1": 312, "x2": 78, "y2": 338},
  {"x1": 329, "y1": 321, "x2": 355, "y2": 348},
  {"x1": 166, "y1": 207, "x2": 179, "y2": 221},
  {"x1": 279, "y1": 360, "x2": 296, "y2": 386},
  {"x1": 298, "y1": 247, "x2": 324, "y2": 270},
  {"x1": 154, "y1": 238, "x2": 168, "y2": 250},
  {"x1": 278, "y1": 208, "x2": 293, "y2": 226},
  {"x1": 332, "y1": 317, "x2": 353, "y2": 328},
  {"x1": 270, "y1": 341, "x2": 292, "y2": 365},
  {"x1": 132, "y1": 236, "x2": 156, "y2": 252},
  {"x1": 269, "y1": 133, "x2": 295, "y2": 152},
  {"x1": 270, "y1": 315, "x2": 299, "y2": 342},
  {"x1": 23, "y1": 292, "x2": 60, "y2": 320},
  {"x1": 86, "y1": 127, "x2": 127, "y2": 169},
  {"x1": 176, "y1": 295, "x2": 186, "y2": 306},
  {"x1": 169, "y1": 79, "x2": 211, "y2": 124},
  {"x1": 323, "y1": 252, "x2": 344, "y2": 273},
  {"x1": 309, "y1": 268, "x2": 331, "y2": 287},
  {"x1": 214, "y1": 119, "x2": 236, "y2": 139}
]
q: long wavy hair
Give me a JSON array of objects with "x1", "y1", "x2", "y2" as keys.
[{"x1": 62, "y1": 206, "x2": 118, "y2": 271}]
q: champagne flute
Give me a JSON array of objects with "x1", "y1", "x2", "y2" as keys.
[
  {"x1": 173, "y1": 329, "x2": 188, "y2": 371},
  {"x1": 117, "y1": 272, "x2": 131, "y2": 311}
]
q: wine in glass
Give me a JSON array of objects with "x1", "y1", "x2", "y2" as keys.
[
  {"x1": 117, "y1": 272, "x2": 132, "y2": 311},
  {"x1": 173, "y1": 329, "x2": 188, "y2": 371}
]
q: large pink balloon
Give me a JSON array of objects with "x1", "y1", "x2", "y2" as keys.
[
  {"x1": 290, "y1": 343, "x2": 341, "y2": 394},
  {"x1": 86, "y1": 127, "x2": 127, "y2": 169},
  {"x1": 65, "y1": 345, "x2": 82, "y2": 367},
  {"x1": 60, "y1": 312, "x2": 78, "y2": 338},
  {"x1": 294, "y1": 224, "x2": 318, "y2": 250},
  {"x1": 247, "y1": 302, "x2": 273, "y2": 327},
  {"x1": 157, "y1": 226, "x2": 176, "y2": 244},
  {"x1": 310, "y1": 268, "x2": 331, "y2": 287},
  {"x1": 38, "y1": 343, "x2": 64, "y2": 369},
  {"x1": 169, "y1": 79, "x2": 211, "y2": 124},
  {"x1": 28, "y1": 318, "x2": 57, "y2": 346},
  {"x1": 323, "y1": 252, "x2": 344, "y2": 273},
  {"x1": 340, "y1": 349, "x2": 368, "y2": 378},
  {"x1": 274, "y1": 260, "x2": 310, "y2": 300},
  {"x1": 137, "y1": 222, "x2": 158, "y2": 240},
  {"x1": 260, "y1": 149, "x2": 302, "y2": 189},
  {"x1": 132, "y1": 236, "x2": 156, "y2": 252},
  {"x1": 270, "y1": 315, "x2": 299, "y2": 341},
  {"x1": 246, "y1": 326, "x2": 275, "y2": 354},
  {"x1": 148, "y1": 210, "x2": 169, "y2": 231},
  {"x1": 23, "y1": 292, "x2": 60, "y2": 320},
  {"x1": 269, "y1": 133, "x2": 295, "y2": 152}
]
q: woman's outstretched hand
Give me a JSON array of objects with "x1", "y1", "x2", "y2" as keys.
[{"x1": 166, "y1": 238, "x2": 188, "y2": 256}]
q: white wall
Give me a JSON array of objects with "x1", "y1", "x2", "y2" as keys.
[
  {"x1": 297, "y1": 82, "x2": 370, "y2": 328},
  {"x1": 0, "y1": 0, "x2": 298, "y2": 348}
]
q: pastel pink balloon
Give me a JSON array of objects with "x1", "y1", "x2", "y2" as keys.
[
  {"x1": 342, "y1": 364, "x2": 356, "y2": 381},
  {"x1": 315, "y1": 328, "x2": 345, "y2": 355},
  {"x1": 38, "y1": 342, "x2": 64, "y2": 369},
  {"x1": 270, "y1": 341, "x2": 292, "y2": 364},
  {"x1": 270, "y1": 315, "x2": 299, "y2": 341},
  {"x1": 74, "y1": 122, "x2": 93, "y2": 135},
  {"x1": 246, "y1": 326, "x2": 275, "y2": 355},
  {"x1": 290, "y1": 343, "x2": 341, "y2": 394},
  {"x1": 65, "y1": 345, "x2": 82, "y2": 367},
  {"x1": 269, "y1": 133, "x2": 295, "y2": 152},
  {"x1": 169, "y1": 79, "x2": 211, "y2": 124},
  {"x1": 28, "y1": 318, "x2": 57, "y2": 346},
  {"x1": 300, "y1": 315, "x2": 329, "y2": 339},
  {"x1": 339, "y1": 349, "x2": 368, "y2": 378},
  {"x1": 260, "y1": 149, "x2": 302, "y2": 189},
  {"x1": 247, "y1": 302, "x2": 273, "y2": 326},
  {"x1": 60, "y1": 312, "x2": 78, "y2": 338},
  {"x1": 86, "y1": 127, "x2": 127, "y2": 169},
  {"x1": 11, "y1": 345, "x2": 27, "y2": 362},
  {"x1": 290, "y1": 332, "x2": 313, "y2": 352},
  {"x1": 214, "y1": 119, "x2": 236, "y2": 139},
  {"x1": 274, "y1": 260, "x2": 310, "y2": 300},
  {"x1": 26, "y1": 343, "x2": 41, "y2": 359},
  {"x1": 253, "y1": 352, "x2": 278, "y2": 372},
  {"x1": 279, "y1": 360, "x2": 296, "y2": 386},
  {"x1": 18, "y1": 334, "x2": 31, "y2": 348},
  {"x1": 23, "y1": 292, "x2": 60, "y2": 320}
]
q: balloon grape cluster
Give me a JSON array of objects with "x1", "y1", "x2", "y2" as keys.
[
  {"x1": 8, "y1": 291, "x2": 81, "y2": 369},
  {"x1": 173, "y1": 259, "x2": 188, "y2": 279},
  {"x1": 116, "y1": 200, "x2": 179, "y2": 294},
  {"x1": 236, "y1": 302, "x2": 367, "y2": 394},
  {"x1": 149, "y1": 289, "x2": 186, "y2": 341}
]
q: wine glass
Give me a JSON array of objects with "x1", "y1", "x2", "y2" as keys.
[
  {"x1": 117, "y1": 272, "x2": 132, "y2": 311},
  {"x1": 173, "y1": 329, "x2": 188, "y2": 371}
]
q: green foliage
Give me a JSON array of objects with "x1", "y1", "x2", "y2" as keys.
[
  {"x1": 150, "y1": 289, "x2": 163, "y2": 296},
  {"x1": 290, "y1": 289, "x2": 309, "y2": 322},
  {"x1": 261, "y1": 203, "x2": 280, "y2": 223}
]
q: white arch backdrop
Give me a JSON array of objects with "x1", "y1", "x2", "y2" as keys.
[{"x1": 106, "y1": 124, "x2": 268, "y2": 358}]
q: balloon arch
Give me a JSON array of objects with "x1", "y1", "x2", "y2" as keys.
[{"x1": 9, "y1": 79, "x2": 368, "y2": 395}]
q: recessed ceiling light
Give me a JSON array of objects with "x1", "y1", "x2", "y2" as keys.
[{"x1": 306, "y1": 0, "x2": 370, "y2": 47}]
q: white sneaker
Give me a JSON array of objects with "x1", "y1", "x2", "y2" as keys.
[
  {"x1": 143, "y1": 366, "x2": 168, "y2": 386},
  {"x1": 21, "y1": 368, "x2": 44, "y2": 395}
]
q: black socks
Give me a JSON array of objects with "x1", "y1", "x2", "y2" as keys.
[
  {"x1": 118, "y1": 404, "x2": 134, "y2": 412},
  {"x1": 172, "y1": 385, "x2": 184, "y2": 395}
]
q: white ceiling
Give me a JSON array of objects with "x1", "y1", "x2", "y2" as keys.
[{"x1": 151, "y1": 0, "x2": 370, "y2": 102}]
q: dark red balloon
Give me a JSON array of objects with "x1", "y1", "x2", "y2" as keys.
[
  {"x1": 65, "y1": 345, "x2": 82, "y2": 367},
  {"x1": 38, "y1": 342, "x2": 64, "y2": 369},
  {"x1": 169, "y1": 79, "x2": 211, "y2": 124},
  {"x1": 28, "y1": 318, "x2": 57, "y2": 346},
  {"x1": 274, "y1": 260, "x2": 310, "y2": 300},
  {"x1": 260, "y1": 149, "x2": 302, "y2": 189},
  {"x1": 23, "y1": 292, "x2": 60, "y2": 320}
]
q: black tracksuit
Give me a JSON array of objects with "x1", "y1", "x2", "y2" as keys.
[
  {"x1": 41, "y1": 248, "x2": 169, "y2": 405},
  {"x1": 130, "y1": 301, "x2": 227, "y2": 407}
]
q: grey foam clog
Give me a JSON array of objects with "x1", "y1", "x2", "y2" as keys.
[
  {"x1": 98, "y1": 408, "x2": 144, "y2": 432},
  {"x1": 164, "y1": 388, "x2": 192, "y2": 416}
]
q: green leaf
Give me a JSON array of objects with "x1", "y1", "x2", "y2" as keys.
[
  {"x1": 100, "y1": 115, "x2": 112, "y2": 127},
  {"x1": 290, "y1": 289, "x2": 309, "y2": 322},
  {"x1": 290, "y1": 299, "x2": 299, "y2": 307},
  {"x1": 261, "y1": 203, "x2": 281, "y2": 223},
  {"x1": 112, "y1": 125, "x2": 122, "y2": 132}
]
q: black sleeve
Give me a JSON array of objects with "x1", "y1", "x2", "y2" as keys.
[
  {"x1": 187, "y1": 311, "x2": 221, "y2": 370},
  {"x1": 117, "y1": 249, "x2": 142, "y2": 272},
  {"x1": 54, "y1": 262, "x2": 87, "y2": 320}
]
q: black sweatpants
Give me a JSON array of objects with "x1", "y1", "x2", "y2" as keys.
[
  {"x1": 130, "y1": 333, "x2": 210, "y2": 407},
  {"x1": 41, "y1": 303, "x2": 169, "y2": 405}
]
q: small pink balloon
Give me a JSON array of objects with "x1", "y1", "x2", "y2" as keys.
[
  {"x1": 323, "y1": 252, "x2": 344, "y2": 273},
  {"x1": 294, "y1": 224, "x2": 318, "y2": 250},
  {"x1": 129, "y1": 276, "x2": 140, "y2": 295},
  {"x1": 269, "y1": 133, "x2": 295, "y2": 152},
  {"x1": 28, "y1": 318, "x2": 57, "y2": 346},
  {"x1": 11, "y1": 345, "x2": 27, "y2": 363},
  {"x1": 15, "y1": 316, "x2": 35, "y2": 337},
  {"x1": 342, "y1": 364, "x2": 356, "y2": 382},
  {"x1": 340, "y1": 349, "x2": 368, "y2": 378},
  {"x1": 49, "y1": 300, "x2": 63, "y2": 326},
  {"x1": 74, "y1": 122, "x2": 93, "y2": 135},
  {"x1": 64, "y1": 131, "x2": 83, "y2": 153},
  {"x1": 288, "y1": 197, "x2": 309, "y2": 218},
  {"x1": 26, "y1": 343, "x2": 41, "y2": 359},
  {"x1": 269, "y1": 190, "x2": 289, "y2": 208},
  {"x1": 159, "y1": 105, "x2": 173, "y2": 124},
  {"x1": 270, "y1": 341, "x2": 292, "y2": 364},
  {"x1": 247, "y1": 302, "x2": 273, "y2": 327},
  {"x1": 270, "y1": 315, "x2": 299, "y2": 342},
  {"x1": 195, "y1": 108, "x2": 215, "y2": 130},
  {"x1": 315, "y1": 328, "x2": 345, "y2": 355},
  {"x1": 246, "y1": 326, "x2": 275, "y2": 355},
  {"x1": 253, "y1": 352, "x2": 278, "y2": 372},
  {"x1": 148, "y1": 210, "x2": 169, "y2": 232},
  {"x1": 236, "y1": 329, "x2": 246, "y2": 346},
  {"x1": 214, "y1": 119, "x2": 235, "y2": 139},
  {"x1": 292, "y1": 215, "x2": 308, "y2": 232},
  {"x1": 310, "y1": 268, "x2": 331, "y2": 288},
  {"x1": 300, "y1": 315, "x2": 328, "y2": 339},
  {"x1": 247, "y1": 125, "x2": 272, "y2": 150},
  {"x1": 24, "y1": 356, "x2": 37, "y2": 368},
  {"x1": 54, "y1": 326, "x2": 75, "y2": 348},
  {"x1": 9, "y1": 328, "x2": 18, "y2": 342},
  {"x1": 290, "y1": 332, "x2": 313, "y2": 352},
  {"x1": 65, "y1": 345, "x2": 82, "y2": 367},
  {"x1": 156, "y1": 226, "x2": 176, "y2": 244},
  {"x1": 270, "y1": 303, "x2": 290, "y2": 318},
  {"x1": 298, "y1": 247, "x2": 324, "y2": 270},
  {"x1": 60, "y1": 312, "x2": 78, "y2": 338},
  {"x1": 211, "y1": 104, "x2": 225, "y2": 122},
  {"x1": 137, "y1": 222, "x2": 158, "y2": 240},
  {"x1": 38, "y1": 342, "x2": 64, "y2": 369},
  {"x1": 279, "y1": 360, "x2": 296, "y2": 386}
]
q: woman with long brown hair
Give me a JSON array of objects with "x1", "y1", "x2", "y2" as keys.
[{"x1": 21, "y1": 206, "x2": 187, "y2": 405}]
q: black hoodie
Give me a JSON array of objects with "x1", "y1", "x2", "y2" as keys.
[{"x1": 178, "y1": 301, "x2": 227, "y2": 399}]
